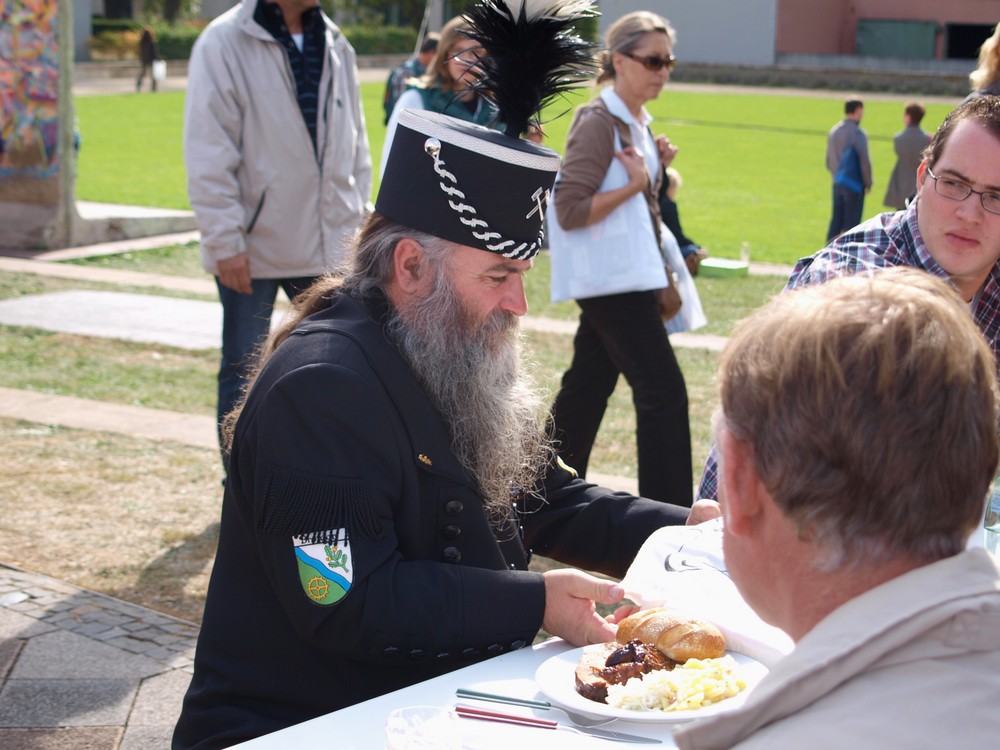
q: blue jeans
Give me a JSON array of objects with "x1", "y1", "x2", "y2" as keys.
[
  {"x1": 827, "y1": 184, "x2": 864, "y2": 241},
  {"x1": 216, "y1": 276, "x2": 317, "y2": 442}
]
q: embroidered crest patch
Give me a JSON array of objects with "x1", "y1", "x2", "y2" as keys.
[{"x1": 293, "y1": 529, "x2": 353, "y2": 606}]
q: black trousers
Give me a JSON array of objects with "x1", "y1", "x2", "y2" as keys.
[
  {"x1": 136, "y1": 63, "x2": 157, "y2": 92},
  {"x1": 550, "y1": 289, "x2": 693, "y2": 506}
]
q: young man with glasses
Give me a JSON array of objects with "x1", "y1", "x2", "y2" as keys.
[{"x1": 696, "y1": 95, "x2": 1000, "y2": 501}]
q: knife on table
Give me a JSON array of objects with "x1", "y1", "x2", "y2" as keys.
[
  {"x1": 454, "y1": 704, "x2": 662, "y2": 744},
  {"x1": 456, "y1": 687, "x2": 553, "y2": 710}
]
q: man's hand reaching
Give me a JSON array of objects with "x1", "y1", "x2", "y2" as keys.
[
  {"x1": 541, "y1": 569, "x2": 626, "y2": 646},
  {"x1": 687, "y1": 498, "x2": 722, "y2": 525}
]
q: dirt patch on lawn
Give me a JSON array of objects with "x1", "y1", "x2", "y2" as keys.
[
  {"x1": 0, "y1": 417, "x2": 582, "y2": 632},
  {"x1": 0, "y1": 418, "x2": 222, "y2": 623}
]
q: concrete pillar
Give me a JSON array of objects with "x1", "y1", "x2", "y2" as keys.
[
  {"x1": 0, "y1": 0, "x2": 78, "y2": 249},
  {"x1": 73, "y1": 0, "x2": 90, "y2": 61},
  {"x1": 58, "y1": 0, "x2": 76, "y2": 246}
]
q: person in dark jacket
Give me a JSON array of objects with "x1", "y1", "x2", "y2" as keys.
[
  {"x1": 172, "y1": 107, "x2": 715, "y2": 749},
  {"x1": 172, "y1": 5, "x2": 719, "y2": 745},
  {"x1": 136, "y1": 25, "x2": 160, "y2": 92}
]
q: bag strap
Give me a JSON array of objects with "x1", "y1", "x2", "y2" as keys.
[{"x1": 585, "y1": 98, "x2": 663, "y2": 246}]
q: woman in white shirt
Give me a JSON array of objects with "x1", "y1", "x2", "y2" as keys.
[{"x1": 548, "y1": 11, "x2": 692, "y2": 506}]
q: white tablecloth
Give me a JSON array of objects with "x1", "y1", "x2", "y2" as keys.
[
  {"x1": 227, "y1": 638, "x2": 684, "y2": 749},
  {"x1": 229, "y1": 520, "x2": 800, "y2": 749}
]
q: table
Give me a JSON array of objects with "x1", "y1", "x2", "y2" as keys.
[{"x1": 227, "y1": 637, "x2": 685, "y2": 749}]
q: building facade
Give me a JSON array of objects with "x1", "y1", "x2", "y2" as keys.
[{"x1": 600, "y1": 0, "x2": 1000, "y2": 67}]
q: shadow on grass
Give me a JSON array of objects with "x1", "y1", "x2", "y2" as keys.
[{"x1": 126, "y1": 521, "x2": 221, "y2": 624}]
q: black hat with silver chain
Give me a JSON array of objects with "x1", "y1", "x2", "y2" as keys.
[{"x1": 374, "y1": 0, "x2": 597, "y2": 260}]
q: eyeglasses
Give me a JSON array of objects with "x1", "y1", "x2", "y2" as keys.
[
  {"x1": 621, "y1": 51, "x2": 677, "y2": 72},
  {"x1": 926, "y1": 167, "x2": 1000, "y2": 215},
  {"x1": 451, "y1": 45, "x2": 486, "y2": 66}
]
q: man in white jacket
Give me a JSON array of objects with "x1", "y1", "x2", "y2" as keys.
[
  {"x1": 675, "y1": 268, "x2": 1000, "y2": 749},
  {"x1": 184, "y1": 0, "x2": 371, "y2": 453}
]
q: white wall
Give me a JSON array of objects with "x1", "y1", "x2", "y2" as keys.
[
  {"x1": 200, "y1": 0, "x2": 240, "y2": 20},
  {"x1": 597, "y1": 0, "x2": 778, "y2": 66}
]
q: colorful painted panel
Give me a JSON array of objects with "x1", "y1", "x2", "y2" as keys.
[{"x1": 0, "y1": 0, "x2": 60, "y2": 179}]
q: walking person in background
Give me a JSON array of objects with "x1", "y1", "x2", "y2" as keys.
[
  {"x1": 136, "y1": 25, "x2": 160, "y2": 92},
  {"x1": 382, "y1": 33, "x2": 439, "y2": 124},
  {"x1": 826, "y1": 98, "x2": 872, "y2": 240},
  {"x1": 967, "y1": 22, "x2": 1000, "y2": 100},
  {"x1": 183, "y1": 0, "x2": 371, "y2": 458},
  {"x1": 548, "y1": 11, "x2": 693, "y2": 506},
  {"x1": 381, "y1": 15, "x2": 497, "y2": 175},
  {"x1": 883, "y1": 101, "x2": 931, "y2": 211}
]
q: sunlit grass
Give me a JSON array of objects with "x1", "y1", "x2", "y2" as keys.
[
  {"x1": 74, "y1": 91, "x2": 188, "y2": 209},
  {"x1": 75, "y1": 83, "x2": 955, "y2": 266}
]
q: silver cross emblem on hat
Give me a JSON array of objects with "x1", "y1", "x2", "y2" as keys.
[{"x1": 525, "y1": 187, "x2": 550, "y2": 220}]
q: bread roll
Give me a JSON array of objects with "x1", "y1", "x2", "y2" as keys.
[{"x1": 616, "y1": 608, "x2": 726, "y2": 662}]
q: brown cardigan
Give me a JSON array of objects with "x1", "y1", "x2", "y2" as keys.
[{"x1": 552, "y1": 97, "x2": 664, "y2": 243}]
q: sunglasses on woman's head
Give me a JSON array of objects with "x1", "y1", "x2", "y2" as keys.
[{"x1": 622, "y1": 51, "x2": 677, "y2": 72}]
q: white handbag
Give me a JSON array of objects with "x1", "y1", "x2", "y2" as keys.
[
  {"x1": 661, "y1": 224, "x2": 708, "y2": 334},
  {"x1": 152, "y1": 59, "x2": 167, "y2": 82},
  {"x1": 548, "y1": 129, "x2": 668, "y2": 303}
]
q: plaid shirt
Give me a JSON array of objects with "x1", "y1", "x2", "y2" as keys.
[{"x1": 697, "y1": 199, "x2": 1000, "y2": 500}]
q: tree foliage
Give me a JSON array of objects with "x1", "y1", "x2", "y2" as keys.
[{"x1": 137, "y1": 0, "x2": 193, "y2": 25}]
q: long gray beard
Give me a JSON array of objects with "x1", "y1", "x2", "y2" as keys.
[{"x1": 389, "y1": 270, "x2": 553, "y2": 525}]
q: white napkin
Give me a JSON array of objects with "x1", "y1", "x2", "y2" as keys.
[{"x1": 621, "y1": 518, "x2": 795, "y2": 667}]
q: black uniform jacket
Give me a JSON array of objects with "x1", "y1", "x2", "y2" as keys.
[{"x1": 173, "y1": 291, "x2": 689, "y2": 750}]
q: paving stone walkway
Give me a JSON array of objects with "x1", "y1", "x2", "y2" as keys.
[{"x1": 0, "y1": 563, "x2": 197, "y2": 750}]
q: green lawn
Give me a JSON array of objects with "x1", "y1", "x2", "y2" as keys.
[
  {"x1": 74, "y1": 83, "x2": 955, "y2": 266},
  {"x1": 75, "y1": 92, "x2": 189, "y2": 210},
  {"x1": 62, "y1": 240, "x2": 788, "y2": 336},
  {"x1": 49, "y1": 239, "x2": 785, "y2": 479}
]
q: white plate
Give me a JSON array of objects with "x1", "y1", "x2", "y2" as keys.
[{"x1": 534, "y1": 647, "x2": 768, "y2": 723}]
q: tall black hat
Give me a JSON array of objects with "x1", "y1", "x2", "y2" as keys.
[{"x1": 374, "y1": 0, "x2": 597, "y2": 260}]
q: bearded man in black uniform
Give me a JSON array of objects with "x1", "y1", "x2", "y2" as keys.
[{"x1": 173, "y1": 4, "x2": 718, "y2": 749}]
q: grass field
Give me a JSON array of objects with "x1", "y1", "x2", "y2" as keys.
[
  {"x1": 74, "y1": 82, "x2": 956, "y2": 265},
  {"x1": 75, "y1": 91, "x2": 189, "y2": 210},
  {"x1": 12, "y1": 79, "x2": 877, "y2": 622}
]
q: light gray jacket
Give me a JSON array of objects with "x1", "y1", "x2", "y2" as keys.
[
  {"x1": 184, "y1": 1, "x2": 371, "y2": 278},
  {"x1": 674, "y1": 549, "x2": 1000, "y2": 750},
  {"x1": 826, "y1": 118, "x2": 872, "y2": 191}
]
